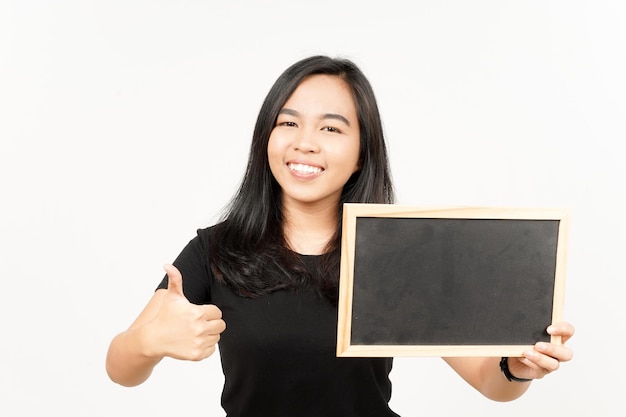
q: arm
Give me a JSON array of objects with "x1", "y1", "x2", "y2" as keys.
[
  {"x1": 105, "y1": 265, "x2": 226, "y2": 387},
  {"x1": 105, "y1": 289, "x2": 167, "y2": 387},
  {"x1": 443, "y1": 322, "x2": 575, "y2": 402}
]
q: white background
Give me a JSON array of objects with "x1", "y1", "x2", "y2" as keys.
[{"x1": 1, "y1": 1, "x2": 624, "y2": 416}]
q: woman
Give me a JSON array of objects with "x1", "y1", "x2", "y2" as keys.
[{"x1": 106, "y1": 55, "x2": 574, "y2": 416}]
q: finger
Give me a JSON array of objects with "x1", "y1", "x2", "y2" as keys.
[
  {"x1": 519, "y1": 346, "x2": 570, "y2": 379},
  {"x1": 206, "y1": 318, "x2": 226, "y2": 335},
  {"x1": 199, "y1": 344, "x2": 217, "y2": 361},
  {"x1": 547, "y1": 322, "x2": 575, "y2": 344},
  {"x1": 188, "y1": 305, "x2": 226, "y2": 334},
  {"x1": 516, "y1": 355, "x2": 551, "y2": 378},
  {"x1": 535, "y1": 341, "x2": 574, "y2": 363},
  {"x1": 204, "y1": 333, "x2": 222, "y2": 347},
  {"x1": 164, "y1": 264, "x2": 186, "y2": 298},
  {"x1": 186, "y1": 342, "x2": 218, "y2": 362},
  {"x1": 199, "y1": 304, "x2": 223, "y2": 321}
]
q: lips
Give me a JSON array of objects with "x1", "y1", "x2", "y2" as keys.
[{"x1": 287, "y1": 162, "x2": 324, "y2": 176}]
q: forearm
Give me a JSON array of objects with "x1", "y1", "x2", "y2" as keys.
[
  {"x1": 105, "y1": 326, "x2": 163, "y2": 387},
  {"x1": 475, "y1": 357, "x2": 531, "y2": 402},
  {"x1": 444, "y1": 357, "x2": 531, "y2": 402}
]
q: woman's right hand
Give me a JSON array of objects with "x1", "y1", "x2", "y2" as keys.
[
  {"x1": 144, "y1": 264, "x2": 226, "y2": 361},
  {"x1": 106, "y1": 264, "x2": 226, "y2": 386}
]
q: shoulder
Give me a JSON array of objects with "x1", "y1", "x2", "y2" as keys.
[
  {"x1": 195, "y1": 222, "x2": 226, "y2": 251},
  {"x1": 167, "y1": 225, "x2": 226, "y2": 304},
  {"x1": 171, "y1": 223, "x2": 226, "y2": 276}
]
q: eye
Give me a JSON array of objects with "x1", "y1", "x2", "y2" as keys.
[
  {"x1": 277, "y1": 120, "x2": 298, "y2": 128},
  {"x1": 321, "y1": 126, "x2": 342, "y2": 133}
]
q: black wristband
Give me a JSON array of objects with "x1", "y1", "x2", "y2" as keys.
[{"x1": 499, "y1": 357, "x2": 532, "y2": 382}]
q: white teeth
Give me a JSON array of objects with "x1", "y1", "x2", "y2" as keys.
[{"x1": 288, "y1": 163, "x2": 323, "y2": 174}]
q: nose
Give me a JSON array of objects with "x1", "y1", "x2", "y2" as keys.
[{"x1": 293, "y1": 128, "x2": 320, "y2": 153}]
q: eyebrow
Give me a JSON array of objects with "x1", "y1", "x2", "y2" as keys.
[{"x1": 278, "y1": 108, "x2": 351, "y2": 127}]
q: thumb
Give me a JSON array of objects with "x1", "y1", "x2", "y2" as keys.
[{"x1": 164, "y1": 264, "x2": 186, "y2": 298}]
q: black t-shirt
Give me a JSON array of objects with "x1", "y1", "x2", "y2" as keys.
[{"x1": 158, "y1": 227, "x2": 400, "y2": 417}]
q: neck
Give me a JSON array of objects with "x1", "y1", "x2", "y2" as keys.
[{"x1": 282, "y1": 200, "x2": 339, "y2": 255}]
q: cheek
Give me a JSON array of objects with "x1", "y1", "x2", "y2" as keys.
[
  {"x1": 267, "y1": 130, "x2": 289, "y2": 154},
  {"x1": 267, "y1": 135, "x2": 284, "y2": 174},
  {"x1": 340, "y1": 138, "x2": 361, "y2": 173},
  {"x1": 267, "y1": 133, "x2": 278, "y2": 159}
]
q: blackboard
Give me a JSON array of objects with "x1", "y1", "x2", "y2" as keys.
[{"x1": 336, "y1": 204, "x2": 569, "y2": 357}]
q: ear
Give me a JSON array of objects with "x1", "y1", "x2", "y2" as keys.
[{"x1": 353, "y1": 158, "x2": 362, "y2": 173}]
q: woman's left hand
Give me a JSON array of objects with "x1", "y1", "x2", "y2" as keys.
[{"x1": 507, "y1": 321, "x2": 575, "y2": 380}]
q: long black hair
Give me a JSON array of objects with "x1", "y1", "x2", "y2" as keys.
[{"x1": 210, "y1": 55, "x2": 394, "y2": 303}]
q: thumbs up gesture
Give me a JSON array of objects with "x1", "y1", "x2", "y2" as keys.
[{"x1": 148, "y1": 264, "x2": 226, "y2": 361}]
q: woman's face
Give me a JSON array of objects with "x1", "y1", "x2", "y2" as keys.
[{"x1": 267, "y1": 74, "x2": 361, "y2": 210}]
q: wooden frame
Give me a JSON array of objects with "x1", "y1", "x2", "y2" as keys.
[{"x1": 337, "y1": 204, "x2": 569, "y2": 357}]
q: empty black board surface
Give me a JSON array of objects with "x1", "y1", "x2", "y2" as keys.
[{"x1": 351, "y1": 217, "x2": 559, "y2": 346}]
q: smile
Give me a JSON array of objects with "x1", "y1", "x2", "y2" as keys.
[{"x1": 288, "y1": 163, "x2": 324, "y2": 175}]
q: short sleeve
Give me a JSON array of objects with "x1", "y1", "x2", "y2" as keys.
[{"x1": 156, "y1": 228, "x2": 213, "y2": 305}]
